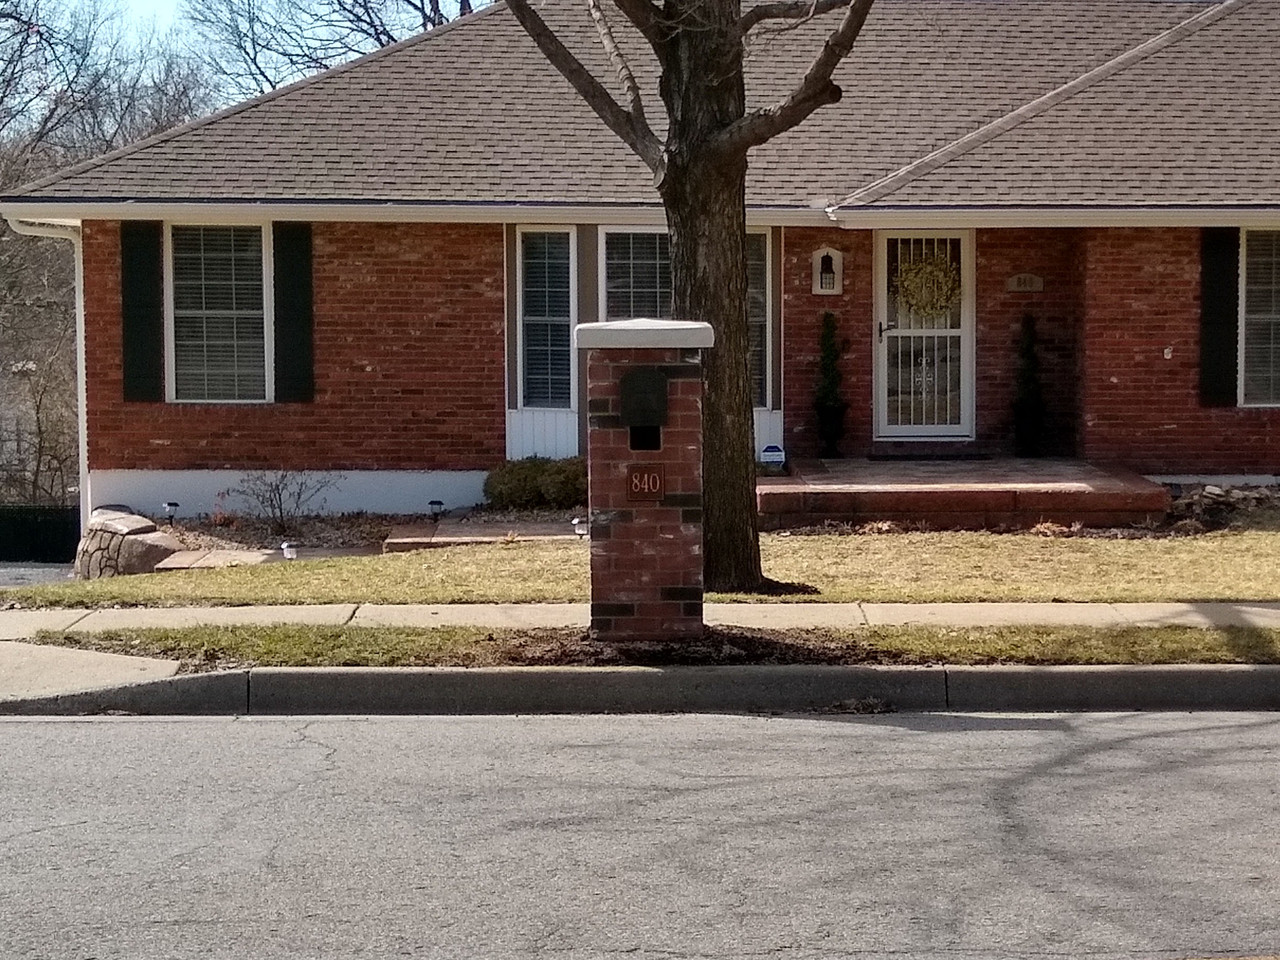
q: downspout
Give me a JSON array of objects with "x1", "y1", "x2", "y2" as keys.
[{"x1": 4, "y1": 217, "x2": 89, "y2": 530}]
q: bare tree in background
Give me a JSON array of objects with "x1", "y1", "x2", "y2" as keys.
[
  {"x1": 503, "y1": 0, "x2": 874, "y2": 590},
  {"x1": 184, "y1": 0, "x2": 480, "y2": 98},
  {"x1": 0, "y1": 0, "x2": 214, "y2": 505}
]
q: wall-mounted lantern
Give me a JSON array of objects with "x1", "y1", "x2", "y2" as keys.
[{"x1": 812, "y1": 247, "x2": 843, "y2": 296}]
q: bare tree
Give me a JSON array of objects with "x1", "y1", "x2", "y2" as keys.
[
  {"x1": 183, "y1": 0, "x2": 479, "y2": 98},
  {"x1": 0, "y1": 0, "x2": 215, "y2": 505},
  {"x1": 0, "y1": 233, "x2": 76, "y2": 504},
  {"x1": 504, "y1": 0, "x2": 873, "y2": 590}
]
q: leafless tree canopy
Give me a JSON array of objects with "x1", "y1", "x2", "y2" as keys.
[
  {"x1": 183, "y1": 0, "x2": 481, "y2": 98},
  {"x1": 0, "y1": 0, "x2": 215, "y2": 504},
  {"x1": 503, "y1": 0, "x2": 876, "y2": 590}
]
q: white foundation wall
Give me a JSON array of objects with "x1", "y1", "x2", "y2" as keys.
[{"x1": 88, "y1": 470, "x2": 489, "y2": 519}]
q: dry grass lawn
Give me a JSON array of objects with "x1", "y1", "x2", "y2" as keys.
[
  {"x1": 5, "y1": 520, "x2": 1280, "y2": 608},
  {"x1": 34, "y1": 622, "x2": 1280, "y2": 669}
]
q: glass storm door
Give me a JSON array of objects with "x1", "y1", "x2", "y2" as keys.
[{"x1": 874, "y1": 232, "x2": 975, "y2": 439}]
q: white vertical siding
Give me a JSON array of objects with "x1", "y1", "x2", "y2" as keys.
[{"x1": 506, "y1": 409, "x2": 580, "y2": 460}]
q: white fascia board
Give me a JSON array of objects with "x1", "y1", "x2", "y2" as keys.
[
  {"x1": 826, "y1": 206, "x2": 1280, "y2": 229},
  {"x1": 7, "y1": 201, "x2": 1280, "y2": 230},
  {"x1": 1, "y1": 201, "x2": 670, "y2": 226}
]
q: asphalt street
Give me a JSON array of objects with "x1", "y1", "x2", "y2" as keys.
[{"x1": 2, "y1": 712, "x2": 1278, "y2": 960}]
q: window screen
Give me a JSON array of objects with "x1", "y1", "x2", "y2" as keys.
[
  {"x1": 521, "y1": 232, "x2": 573, "y2": 408},
  {"x1": 171, "y1": 225, "x2": 266, "y2": 401},
  {"x1": 1244, "y1": 230, "x2": 1280, "y2": 405}
]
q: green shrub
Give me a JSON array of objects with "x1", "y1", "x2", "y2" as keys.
[
  {"x1": 538, "y1": 457, "x2": 587, "y2": 508},
  {"x1": 484, "y1": 457, "x2": 586, "y2": 510}
]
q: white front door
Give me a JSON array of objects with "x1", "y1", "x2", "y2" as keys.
[{"x1": 874, "y1": 231, "x2": 976, "y2": 440}]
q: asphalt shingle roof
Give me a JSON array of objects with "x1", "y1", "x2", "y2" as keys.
[{"x1": 5, "y1": 0, "x2": 1274, "y2": 210}]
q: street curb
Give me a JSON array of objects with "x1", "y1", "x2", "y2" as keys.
[
  {"x1": 0, "y1": 671, "x2": 249, "y2": 716},
  {"x1": 946, "y1": 664, "x2": 1280, "y2": 711},
  {"x1": 1, "y1": 664, "x2": 1278, "y2": 715},
  {"x1": 247, "y1": 665, "x2": 945, "y2": 714}
]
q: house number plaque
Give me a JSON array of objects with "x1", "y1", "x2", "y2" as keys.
[
  {"x1": 1006, "y1": 273, "x2": 1045, "y2": 293},
  {"x1": 627, "y1": 464, "x2": 665, "y2": 501}
]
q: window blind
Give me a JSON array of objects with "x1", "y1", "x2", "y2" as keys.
[
  {"x1": 171, "y1": 225, "x2": 266, "y2": 402},
  {"x1": 1244, "y1": 230, "x2": 1280, "y2": 405},
  {"x1": 605, "y1": 231, "x2": 769, "y2": 406},
  {"x1": 521, "y1": 232, "x2": 572, "y2": 408}
]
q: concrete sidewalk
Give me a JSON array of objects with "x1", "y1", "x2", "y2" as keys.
[
  {"x1": 2, "y1": 601, "x2": 1280, "y2": 640},
  {"x1": 5, "y1": 600, "x2": 1280, "y2": 639},
  {"x1": 3, "y1": 601, "x2": 1279, "y2": 715}
]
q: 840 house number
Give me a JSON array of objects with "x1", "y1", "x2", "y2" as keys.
[{"x1": 626, "y1": 464, "x2": 665, "y2": 501}]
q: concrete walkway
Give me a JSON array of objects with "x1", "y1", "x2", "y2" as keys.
[{"x1": 3, "y1": 601, "x2": 1279, "y2": 715}]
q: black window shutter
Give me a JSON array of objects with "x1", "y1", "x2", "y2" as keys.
[
  {"x1": 1200, "y1": 227, "x2": 1240, "y2": 407},
  {"x1": 120, "y1": 221, "x2": 164, "y2": 402},
  {"x1": 273, "y1": 222, "x2": 314, "y2": 403}
]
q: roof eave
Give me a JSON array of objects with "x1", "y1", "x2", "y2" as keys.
[{"x1": 6, "y1": 199, "x2": 1280, "y2": 230}]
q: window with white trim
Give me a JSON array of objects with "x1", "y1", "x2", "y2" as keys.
[
  {"x1": 1243, "y1": 229, "x2": 1280, "y2": 405},
  {"x1": 603, "y1": 230, "x2": 770, "y2": 407},
  {"x1": 168, "y1": 224, "x2": 270, "y2": 402},
  {"x1": 520, "y1": 230, "x2": 573, "y2": 408}
]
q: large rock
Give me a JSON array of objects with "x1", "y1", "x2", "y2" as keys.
[{"x1": 75, "y1": 510, "x2": 183, "y2": 579}]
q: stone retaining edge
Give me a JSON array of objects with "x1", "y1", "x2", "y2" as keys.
[{"x1": 2, "y1": 664, "x2": 1279, "y2": 715}]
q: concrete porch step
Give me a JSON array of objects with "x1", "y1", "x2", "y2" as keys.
[{"x1": 757, "y1": 459, "x2": 1171, "y2": 531}]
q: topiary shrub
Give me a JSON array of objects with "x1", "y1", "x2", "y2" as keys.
[
  {"x1": 484, "y1": 457, "x2": 586, "y2": 510},
  {"x1": 813, "y1": 311, "x2": 848, "y2": 458}
]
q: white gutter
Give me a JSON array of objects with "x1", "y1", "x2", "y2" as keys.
[
  {"x1": 5, "y1": 217, "x2": 90, "y2": 528},
  {"x1": 5, "y1": 200, "x2": 1280, "y2": 231}
]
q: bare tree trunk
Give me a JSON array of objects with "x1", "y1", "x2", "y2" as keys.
[
  {"x1": 656, "y1": 0, "x2": 762, "y2": 591},
  {"x1": 661, "y1": 154, "x2": 762, "y2": 591}
]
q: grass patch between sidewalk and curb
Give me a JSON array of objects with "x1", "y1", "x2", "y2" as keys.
[
  {"x1": 5, "y1": 526, "x2": 1280, "y2": 608},
  {"x1": 32, "y1": 623, "x2": 1280, "y2": 671}
]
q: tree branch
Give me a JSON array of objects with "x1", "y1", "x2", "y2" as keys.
[
  {"x1": 505, "y1": 0, "x2": 664, "y2": 173},
  {"x1": 715, "y1": 0, "x2": 873, "y2": 155},
  {"x1": 586, "y1": 0, "x2": 654, "y2": 144},
  {"x1": 608, "y1": 0, "x2": 663, "y2": 46},
  {"x1": 739, "y1": 0, "x2": 852, "y2": 35}
]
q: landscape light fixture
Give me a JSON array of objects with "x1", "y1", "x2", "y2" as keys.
[
  {"x1": 281, "y1": 541, "x2": 298, "y2": 560},
  {"x1": 163, "y1": 501, "x2": 179, "y2": 525},
  {"x1": 428, "y1": 499, "x2": 445, "y2": 521},
  {"x1": 572, "y1": 516, "x2": 589, "y2": 539}
]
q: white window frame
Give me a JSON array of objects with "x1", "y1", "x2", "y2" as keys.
[
  {"x1": 163, "y1": 221, "x2": 275, "y2": 404},
  {"x1": 516, "y1": 224, "x2": 578, "y2": 411},
  {"x1": 1238, "y1": 228, "x2": 1280, "y2": 408},
  {"x1": 597, "y1": 224, "x2": 773, "y2": 410}
]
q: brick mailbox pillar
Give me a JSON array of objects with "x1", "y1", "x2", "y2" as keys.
[{"x1": 574, "y1": 319, "x2": 715, "y2": 641}]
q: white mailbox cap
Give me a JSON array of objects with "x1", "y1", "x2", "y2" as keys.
[{"x1": 574, "y1": 318, "x2": 715, "y2": 350}]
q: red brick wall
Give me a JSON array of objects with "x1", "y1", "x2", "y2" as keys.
[
  {"x1": 587, "y1": 347, "x2": 703, "y2": 641},
  {"x1": 1079, "y1": 227, "x2": 1280, "y2": 473},
  {"x1": 781, "y1": 228, "x2": 874, "y2": 458},
  {"x1": 974, "y1": 228, "x2": 1082, "y2": 456},
  {"x1": 82, "y1": 220, "x2": 507, "y2": 471},
  {"x1": 781, "y1": 227, "x2": 1083, "y2": 458}
]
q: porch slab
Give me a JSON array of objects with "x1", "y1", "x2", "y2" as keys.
[{"x1": 758, "y1": 459, "x2": 1170, "y2": 530}]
